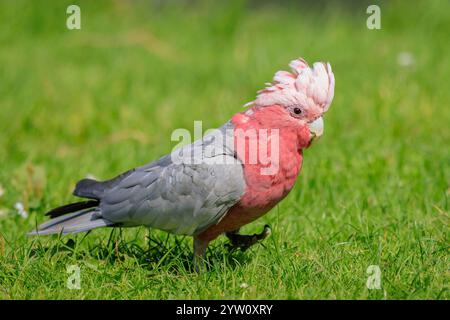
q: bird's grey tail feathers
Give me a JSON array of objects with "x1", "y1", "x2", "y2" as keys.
[
  {"x1": 28, "y1": 208, "x2": 114, "y2": 236},
  {"x1": 45, "y1": 200, "x2": 99, "y2": 218},
  {"x1": 29, "y1": 171, "x2": 135, "y2": 236},
  {"x1": 73, "y1": 169, "x2": 135, "y2": 199}
]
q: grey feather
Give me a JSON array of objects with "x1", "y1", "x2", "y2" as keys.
[
  {"x1": 31, "y1": 121, "x2": 245, "y2": 237},
  {"x1": 99, "y1": 122, "x2": 245, "y2": 235},
  {"x1": 28, "y1": 209, "x2": 114, "y2": 236}
]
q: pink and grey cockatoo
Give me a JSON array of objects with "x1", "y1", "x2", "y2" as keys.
[{"x1": 29, "y1": 57, "x2": 335, "y2": 266}]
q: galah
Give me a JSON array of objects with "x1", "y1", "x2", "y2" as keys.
[{"x1": 29, "y1": 57, "x2": 335, "y2": 267}]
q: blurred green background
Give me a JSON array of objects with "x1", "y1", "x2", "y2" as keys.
[{"x1": 0, "y1": 0, "x2": 448, "y2": 299}]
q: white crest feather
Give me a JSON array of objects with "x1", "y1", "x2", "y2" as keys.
[{"x1": 245, "y1": 58, "x2": 335, "y2": 113}]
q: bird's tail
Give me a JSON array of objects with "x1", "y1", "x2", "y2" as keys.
[{"x1": 28, "y1": 201, "x2": 114, "y2": 236}]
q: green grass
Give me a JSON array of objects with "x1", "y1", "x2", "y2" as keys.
[{"x1": 0, "y1": 0, "x2": 448, "y2": 299}]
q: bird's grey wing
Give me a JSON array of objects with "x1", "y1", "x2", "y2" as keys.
[{"x1": 98, "y1": 122, "x2": 245, "y2": 235}]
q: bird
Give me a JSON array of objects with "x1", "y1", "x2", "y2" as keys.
[{"x1": 29, "y1": 57, "x2": 335, "y2": 269}]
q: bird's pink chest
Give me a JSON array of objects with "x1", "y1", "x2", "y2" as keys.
[
  {"x1": 198, "y1": 107, "x2": 307, "y2": 241},
  {"x1": 207, "y1": 112, "x2": 303, "y2": 234},
  {"x1": 233, "y1": 122, "x2": 303, "y2": 215}
]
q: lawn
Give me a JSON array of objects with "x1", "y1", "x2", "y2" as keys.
[{"x1": 0, "y1": 0, "x2": 448, "y2": 299}]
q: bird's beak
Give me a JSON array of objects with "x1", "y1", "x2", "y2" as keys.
[{"x1": 308, "y1": 117, "x2": 324, "y2": 142}]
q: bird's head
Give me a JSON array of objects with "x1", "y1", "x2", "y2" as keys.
[{"x1": 243, "y1": 58, "x2": 335, "y2": 147}]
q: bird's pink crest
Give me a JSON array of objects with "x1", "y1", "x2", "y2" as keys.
[{"x1": 245, "y1": 58, "x2": 335, "y2": 114}]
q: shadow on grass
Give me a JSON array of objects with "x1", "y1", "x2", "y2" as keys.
[{"x1": 28, "y1": 228, "x2": 257, "y2": 273}]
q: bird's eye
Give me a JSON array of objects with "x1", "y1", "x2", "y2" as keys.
[{"x1": 293, "y1": 107, "x2": 302, "y2": 115}]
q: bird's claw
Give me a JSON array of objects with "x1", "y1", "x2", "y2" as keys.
[{"x1": 225, "y1": 225, "x2": 271, "y2": 251}]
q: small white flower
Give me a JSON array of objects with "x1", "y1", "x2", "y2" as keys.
[
  {"x1": 14, "y1": 202, "x2": 28, "y2": 219},
  {"x1": 240, "y1": 282, "x2": 249, "y2": 289},
  {"x1": 397, "y1": 52, "x2": 415, "y2": 67}
]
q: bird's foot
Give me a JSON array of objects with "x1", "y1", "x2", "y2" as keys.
[
  {"x1": 225, "y1": 225, "x2": 271, "y2": 251},
  {"x1": 193, "y1": 236, "x2": 209, "y2": 273}
]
